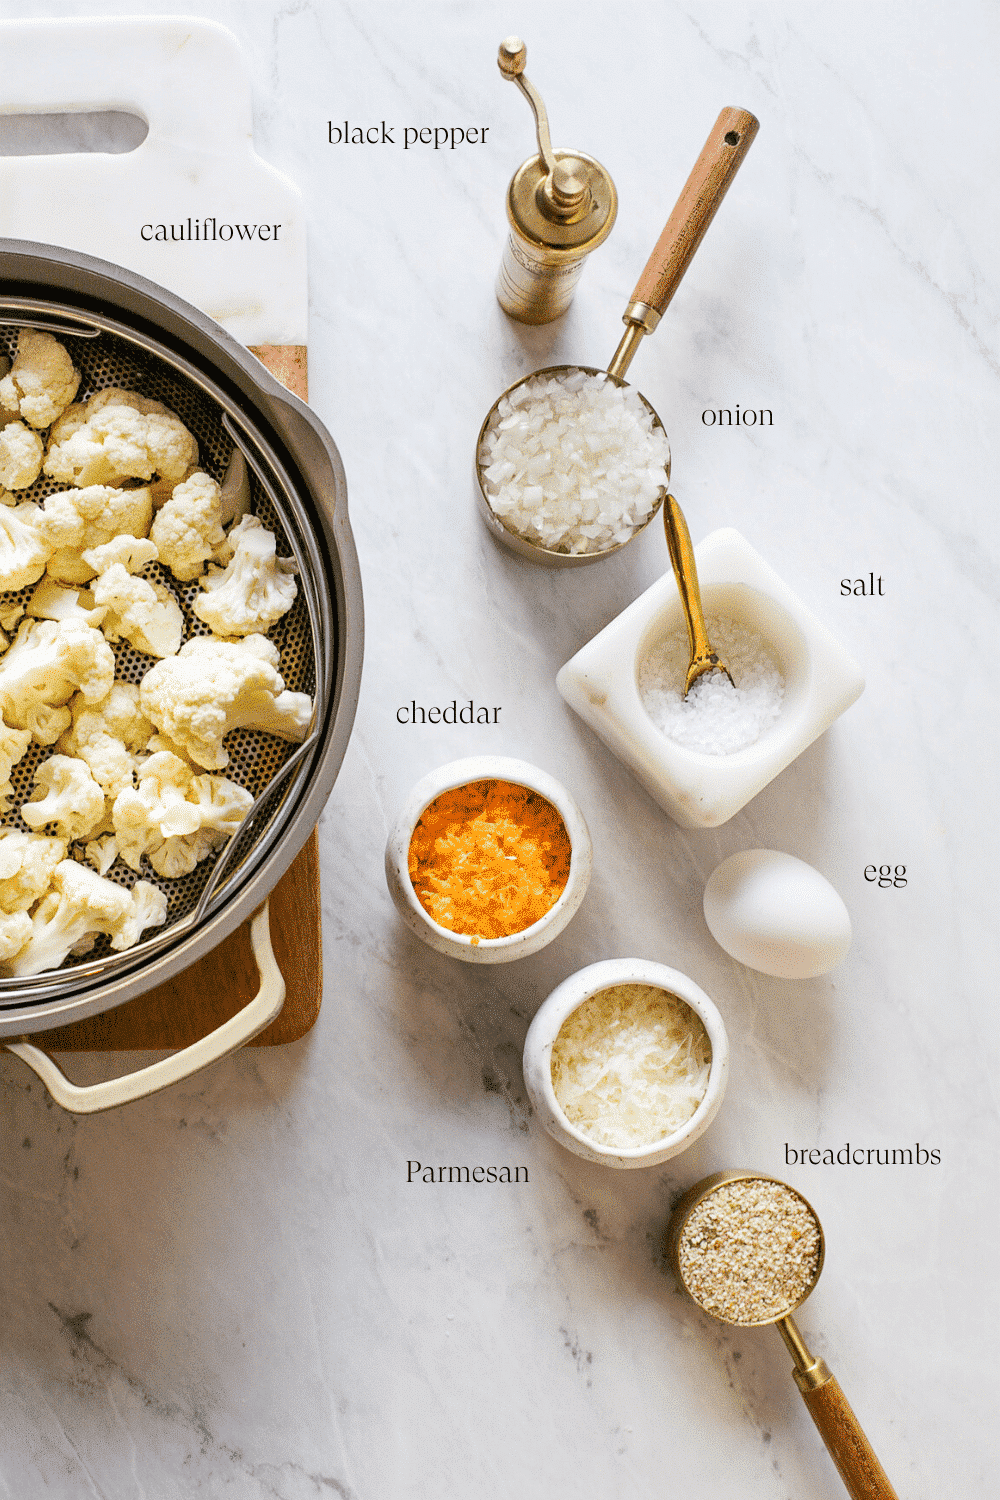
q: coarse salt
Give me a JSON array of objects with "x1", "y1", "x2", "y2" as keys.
[
  {"x1": 478, "y1": 370, "x2": 669, "y2": 555},
  {"x1": 639, "y1": 615, "x2": 784, "y2": 754}
]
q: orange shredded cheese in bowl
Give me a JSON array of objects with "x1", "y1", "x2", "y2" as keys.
[{"x1": 407, "y1": 779, "x2": 573, "y2": 939}]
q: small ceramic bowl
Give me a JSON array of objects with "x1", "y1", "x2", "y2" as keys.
[
  {"x1": 556, "y1": 528, "x2": 865, "y2": 828},
  {"x1": 523, "y1": 958, "x2": 729, "y2": 1168},
  {"x1": 384, "y1": 756, "x2": 592, "y2": 964}
]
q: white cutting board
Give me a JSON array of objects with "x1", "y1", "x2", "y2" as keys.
[{"x1": 0, "y1": 15, "x2": 306, "y2": 345}]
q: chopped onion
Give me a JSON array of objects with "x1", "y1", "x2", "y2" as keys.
[{"x1": 479, "y1": 370, "x2": 669, "y2": 555}]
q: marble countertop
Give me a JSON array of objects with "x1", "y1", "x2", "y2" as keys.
[{"x1": 2, "y1": 3, "x2": 997, "y2": 1496}]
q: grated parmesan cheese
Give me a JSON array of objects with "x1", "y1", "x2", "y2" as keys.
[{"x1": 550, "y1": 984, "x2": 711, "y2": 1149}]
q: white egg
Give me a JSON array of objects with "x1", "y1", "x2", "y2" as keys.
[{"x1": 703, "y1": 849, "x2": 851, "y2": 979}]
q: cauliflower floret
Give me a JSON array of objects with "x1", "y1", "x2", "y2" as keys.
[
  {"x1": 43, "y1": 388, "x2": 198, "y2": 490},
  {"x1": 0, "y1": 502, "x2": 53, "y2": 591},
  {"x1": 113, "y1": 750, "x2": 253, "y2": 877},
  {"x1": 82, "y1": 534, "x2": 158, "y2": 575},
  {"x1": 0, "y1": 859, "x2": 166, "y2": 976},
  {"x1": 139, "y1": 633, "x2": 313, "y2": 770},
  {"x1": 26, "y1": 576, "x2": 107, "y2": 628},
  {"x1": 113, "y1": 879, "x2": 168, "y2": 952},
  {"x1": 0, "y1": 420, "x2": 44, "y2": 490},
  {"x1": 148, "y1": 468, "x2": 199, "y2": 509},
  {"x1": 0, "y1": 600, "x2": 25, "y2": 634},
  {"x1": 0, "y1": 330, "x2": 81, "y2": 430},
  {"x1": 82, "y1": 534, "x2": 183, "y2": 658},
  {"x1": 84, "y1": 834, "x2": 118, "y2": 876},
  {"x1": 0, "y1": 908, "x2": 32, "y2": 963},
  {"x1": 0, "y1": 715, "x2": 31, "y2": 784},
  {"x1": 0, "y1": 617, "x2": 116, "y2": 744},
  {"x1": 141, "y1": 730, "x2": 198, "y2": 765},
  {"x1": 149, "y1": 470, "x2": 227, "y2": 581},
  {"x1": 22, "y1": 754, "x2": 106, "y2": 842},
  {"x1": 0, "y1": 604, "x2": 27, "y2": 662},
  {"x1": 46, "y1": 401, "x2": 86, "y2": 449},
  {"x1": 36, "y1": 484, "x2": 153, "y2": 584},
  {"x1": 93, "y1": 568, "x2": 183, "y2": 659},
  {"x1": 193, "y1": 514, "x2": 298, "y2": 636},
  {"x1": 0, "y1": 828, "x2": 68, "y2": 913},
  {"x1": 58, "y1": 683, "x2": 153, "y2": 798},
  {"x1": 0, "y1": 355, "x2": 15, "y2": 423}
]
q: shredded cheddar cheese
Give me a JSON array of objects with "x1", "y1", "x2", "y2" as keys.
[{"x1": 407, "y1": 779, "x2": 572, "y2": 939}]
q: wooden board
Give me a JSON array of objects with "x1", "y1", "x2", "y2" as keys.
[
  {"x1": 36, "y1": 343, "x2": 323, "y2": 1053},
  {"x1": 42, "y1": 831, "x2": 322, "y2": 1050}
]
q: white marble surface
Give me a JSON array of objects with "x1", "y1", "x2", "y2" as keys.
[{"x1": 2, "y1": 3, "x2": 998, "y2": 1496}]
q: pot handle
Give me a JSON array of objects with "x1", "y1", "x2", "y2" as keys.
[{"x1": 3, "y1": 904, "x2": 284, "y2": 1115}]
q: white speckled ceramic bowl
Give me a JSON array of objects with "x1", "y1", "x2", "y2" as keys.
[
  {"x1": 384, "y1": 756, "x2": 592, "y2": 964},
  {"x1": 523, "y1": 958, "x2": 729, "y2": 1168}
]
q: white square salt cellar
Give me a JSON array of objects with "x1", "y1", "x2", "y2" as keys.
[{"x1": 556, "y1": 528, "x2": 865, "y2": 828}]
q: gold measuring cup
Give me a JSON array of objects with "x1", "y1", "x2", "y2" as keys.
[
  {"x1": 666, "y1": 1171, "x2": 900, "y2": 1500},
  {"x1": 476, "y1": 106, "x2": 759, "y2": 566}
]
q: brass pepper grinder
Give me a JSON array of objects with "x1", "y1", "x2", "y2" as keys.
[{"x1": 496, "y1": 36, "x2": 618, "y2": 324}]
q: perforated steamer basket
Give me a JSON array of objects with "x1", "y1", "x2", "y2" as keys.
[{"x1": 0, "y1": 241, "x2": 363, "y2": 1104}]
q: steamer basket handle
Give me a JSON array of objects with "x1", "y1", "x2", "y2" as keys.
[{"x1": 3, "y1": 904, "x2": 284, "y2": 1115}]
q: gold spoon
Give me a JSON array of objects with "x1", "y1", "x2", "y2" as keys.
[{"x1": 662, "y1": 493, "x2": 734, "y2": 696}]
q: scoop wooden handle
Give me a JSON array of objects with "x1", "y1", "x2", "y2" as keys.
[
  {"x1": 799, "y1": 1374, "x2": 900, "y2": 1500},
  {"x1": 629, "y1": 106, "x2": 758, "y2": 318}
]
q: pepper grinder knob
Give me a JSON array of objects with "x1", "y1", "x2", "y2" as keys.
[{"x1": 498, "y1": 35, "x2": 527, "y2": 77}]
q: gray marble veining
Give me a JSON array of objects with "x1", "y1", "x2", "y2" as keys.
[{"x1": 1, "y1": 2, "x2": 996, "y2": 1496}]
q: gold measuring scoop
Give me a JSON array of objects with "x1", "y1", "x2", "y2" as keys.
[
  {"x1": 476, "y1": 106, "x2": 759, "y2": 565},
  {"x1": 666, "y1": 1171, "x2": 900, "y2": 1500}
]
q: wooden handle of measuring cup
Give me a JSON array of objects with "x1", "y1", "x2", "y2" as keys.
[
  {"x1": 799, "y1": 1374, "x2": 900, "y2": 1500},
  {"x1": 629, "y1": 106, "x2": 759, "y2": 320}
]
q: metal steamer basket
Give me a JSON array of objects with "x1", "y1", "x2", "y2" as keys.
[{"x1": 0, "y1": 242, "x2": 363, "y2": 1108}]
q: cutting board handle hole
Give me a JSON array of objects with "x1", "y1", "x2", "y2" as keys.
[{"x1": 0, "y1": 110, "x2": 147, "y2": 157}]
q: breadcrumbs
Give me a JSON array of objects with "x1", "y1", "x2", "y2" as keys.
[
  {"x1": 408, "y1": 779, "x2": 571, "y2": 939},
  {"x1": 677, "y1": 1177, "x2": 821, "y2": 1325}
]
